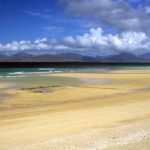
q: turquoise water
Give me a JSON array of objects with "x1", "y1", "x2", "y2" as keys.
[
  {"x1": 0, "y1": 67, "x2": 109, "y2": 77},
  {"x1": 0, "y1": 65, "x2": 150, "y2": 77}
]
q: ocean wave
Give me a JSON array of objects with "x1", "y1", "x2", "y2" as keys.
[
  {"x1": 53, "y1": 71, "x2": 63, "y2": 73},
  {"x1": 7, "y1": 70, "x2": 64, "y2": 76},
  {"x1": 38, "y1": 68, "x2": 55, "y2": 71},
  {"x1": 5, "y1": 75, "x2": 25, "y2": 78},
  {"x1": 9, "y1": 72, "x2": 24, "y2": 75}
]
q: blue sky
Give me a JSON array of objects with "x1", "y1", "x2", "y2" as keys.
[
  {"x1": 0, "y1": 0, "x2": 150, "y2": 56},
  {"x1": 0, "y1": 0, "x2": 146, "y2": 43},
  {"x1": 0, "y1": 0, "x2": 90, "y2": 43}
]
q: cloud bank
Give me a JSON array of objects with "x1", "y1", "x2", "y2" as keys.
[
  {"x1": 0, "y1": 27, "x2": 149, "y2": 56},
  {"x1": 61, "y1": 0, "x2": 150, "y2": 33}
]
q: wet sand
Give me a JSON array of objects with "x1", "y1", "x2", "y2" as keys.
[{"x1": 0, "y1": 69, "x2": 150, "y2": 150}]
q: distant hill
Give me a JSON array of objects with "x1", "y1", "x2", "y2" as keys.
[
  {"x1": 103, "y1": 52, "x2": 140, "y2": 62},
  {"x1": 0, "y1": 52, "x2": 83, "y2": 62},
  {"x1": 0, "y1": 51, "x2": 150, "y2": 62}
]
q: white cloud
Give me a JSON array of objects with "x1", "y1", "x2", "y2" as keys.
[
  {"x1": 145, "y1": 6, "x2": 150, "y2": 13},
  {"x1": 109, "y1": 32, "x2": 149, "y2": 53},
  {"x1": 76, "y1": 28, "x2": 108, "y2": 47},
  {"x1": 0, "y1": 27, "x2": 150, "y2": 56},
  {"x1": 61, "y1": 0, "x2": 150, "y2": 33},
  {"x1": 64, "y1": 27, "x2": 150, "y2": 55}
]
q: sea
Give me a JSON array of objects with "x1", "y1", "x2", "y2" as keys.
[{"x1": 0, "y1": 64, "x2": 150, "y2": 78}]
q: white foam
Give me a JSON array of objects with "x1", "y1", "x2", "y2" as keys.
[
  {"x1": 5, "y1": 75, "x2": 25, "y2": 78},
  {"x1": 38, "y1": 68, "x2": 55, "y2": 71},
  {"x1": 54, "y1": 71, "x2": 63, "y2": 73},
  {"x1": 9, "y1": 72, "x2": 24, "y2": 75}
]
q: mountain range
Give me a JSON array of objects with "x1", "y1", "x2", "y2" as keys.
[{"x1": 0, "y1": 52, "x2": 150, "y2": 62}]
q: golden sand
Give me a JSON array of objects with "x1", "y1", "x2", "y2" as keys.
[{"x1": 0, "y1": 69, "x2": 150, "y2": 150}]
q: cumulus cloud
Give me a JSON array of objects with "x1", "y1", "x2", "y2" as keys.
[
  {"x1": 0, "y1": 37, "x2": 70, "y2": 55},
  {"x1": 0, "y1": 27, "x2": 150, "y2": 56},
  {"x1": 60, "y1": 0, "x2": 150, "y2": 33},
  {"x1": 64, "y1": 28, "x2": 150, "y2": 55}
]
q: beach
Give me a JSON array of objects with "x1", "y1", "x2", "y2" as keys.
[{"x1": 0, "y1": 68, "x2": 150, "y2": 150}]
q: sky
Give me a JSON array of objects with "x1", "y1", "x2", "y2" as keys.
[{"x1": 0, "y1": 0, "x2": 150, "y2": 56}]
